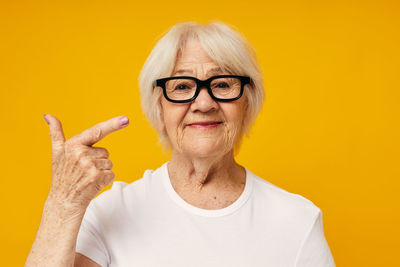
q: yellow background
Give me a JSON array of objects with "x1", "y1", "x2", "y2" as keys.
[{"x1": 1, "y1": 0, "x2": 399, "y2": 266}]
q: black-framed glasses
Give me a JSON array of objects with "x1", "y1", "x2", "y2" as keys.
[{"x1": 154, "y1": 75, "x2": 251, "y2": 103}]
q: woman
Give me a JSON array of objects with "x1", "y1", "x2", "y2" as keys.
[{"x1": 26, "y1": 22, "x2": 335, "y2": 267}]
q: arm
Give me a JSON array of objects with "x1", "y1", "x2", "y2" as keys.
[
  {"x1": 26, "y1": 196, "x2": 103, "y2": 267},
  {"x1": 74, "y1": 253, "x2": 101, "y2": 267},
  {"x1": 25, "y1": 196, "x2": 87, "y2": 267},
  {"x1": 25, "y1": 114, "x2": 129, "y2": 267}
]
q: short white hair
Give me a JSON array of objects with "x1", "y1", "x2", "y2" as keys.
[{"x1": 139, "y1": 21, "x2": 265, "y2": 151}]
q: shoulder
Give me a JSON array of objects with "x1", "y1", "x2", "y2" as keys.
[
  {"x1": 247, "y1": 169, "x2": 321, "y2": 222},
  {"x1": 88, "y1": 166, "x2": 163, "y2": 217}
]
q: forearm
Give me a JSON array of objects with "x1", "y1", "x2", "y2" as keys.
[
  {"x1": 30, "y1": 113, "x2": 121, "y2": 266},
  {"x1": 25, "y1": 196, "x2": 87, "y2": 267}
]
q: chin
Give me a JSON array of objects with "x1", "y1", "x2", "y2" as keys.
[{"x1": 184, "y1": 138, "x2": 230, "y2": 158}]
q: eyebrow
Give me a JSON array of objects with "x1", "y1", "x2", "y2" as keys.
[{"x1": 172, "y1": 67, "x2": 223, "y2": 76}]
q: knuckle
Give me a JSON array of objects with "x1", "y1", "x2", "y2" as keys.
[
  {"x1": 87, "y1": 175, "x2": 99, "y2": 186},
  {"x1": 102, "y1": 148, "x2": 110, "y2": 158},
  {"x1": 79, "y1": 157, "x2": 93, "y2": 169},
  {"x1": 76, "y1": 150, "x2": 87, "y2": 160},
  {"x1": 94, "y1": 183, "x2": 102, "y2": 192},
  {"x1": 107, "y1": 160, "x2": 113, "y2": 169},
  {"x1": 104, "y1": 172, "x2": 115, "y2": 186},
  {"x1": 52, "y1": 141, "x2": 64, "y2": 151},
  {"x1": 92, "y1": 127, "x2": 103, "y2": 141},
  {"x1": 88, "y1": 166, "x2": 99, "y2": 177},
  {"x1": 94, "y1": 147, "x2": 109, "y2": 158},
  {"x1": 66, "y1": 145, "x2": 84, "y2": 158},
  {"x1": 63, "y1": 142, "x2": 73, "y2": 154},
  {"x1": 87, "y1": 177, "x2": 101, "y2": 190}
]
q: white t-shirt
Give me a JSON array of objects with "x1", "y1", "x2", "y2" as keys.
[{"x1": 76, "y1": 162, "x2": 335, "y2": 267}]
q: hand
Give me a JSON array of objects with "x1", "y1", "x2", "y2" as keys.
[{"x1": 43, "y1": 114, "x2": 129, "y2": 213}]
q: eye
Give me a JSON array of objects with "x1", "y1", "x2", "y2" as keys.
[
  {"x1": 174, "y1": 83, "x2": 191, "y2": 90},
  {"x1": 216, "y1": 82, "x2": 229, "y2": 88}
]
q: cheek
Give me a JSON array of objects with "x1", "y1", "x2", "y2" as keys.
[
  {"x1": 221, "y1": 102, "x2": 246, "y2": 141},
  {"x1": 161, "y1": 101, "x2": 189, "y2": 144},
  {"x1": 223, "y1": 102, "x2": 246, "y2": 128}
]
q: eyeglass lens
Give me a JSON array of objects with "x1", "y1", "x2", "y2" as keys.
[{"x1": 165, "y1": 77, "x2": 242, "y2": 101}]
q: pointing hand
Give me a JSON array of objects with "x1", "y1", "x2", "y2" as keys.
[{"x1": 43, "y1": 114, "x2": 129, "y2": 211}]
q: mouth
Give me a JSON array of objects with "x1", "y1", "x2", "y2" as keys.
[{"x1": 186, "y1": 121, "x2": 223, "y2": 129}]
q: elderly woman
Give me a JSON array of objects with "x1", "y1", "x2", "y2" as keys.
[{"x1": 26, "y1": 22, "x2": 335, "y2": 267}]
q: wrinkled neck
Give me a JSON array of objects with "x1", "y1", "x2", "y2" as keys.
[{"x1": 167, "y1": 149, "x2": 245, "y2": 193}]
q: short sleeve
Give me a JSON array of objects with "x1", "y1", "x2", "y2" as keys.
[
  {"x1": 295, "y1": 210, "x2": 336, "y2": 267},
  {"x1": 76, "y1": 201, "x2": 110, "y2": 267}
]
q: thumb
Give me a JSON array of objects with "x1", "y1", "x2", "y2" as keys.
[{"x1": 44, "y1": 114, "x2": 66, "y2": 149}]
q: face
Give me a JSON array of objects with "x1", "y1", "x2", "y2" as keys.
[{"x1": 160, "y1": 38, "x2": 248, "y2": 158}]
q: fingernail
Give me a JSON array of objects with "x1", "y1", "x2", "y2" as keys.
[
  {"x1": 120, "y1": 116, "x2": 129, "y2": 126},
  {"x1": 43, "y1": 114, "x2": 50, "y2": 125}
]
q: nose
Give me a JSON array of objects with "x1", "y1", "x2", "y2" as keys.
[{"x1": 190, "y1": 86, "x2": 219, "y2": 113}]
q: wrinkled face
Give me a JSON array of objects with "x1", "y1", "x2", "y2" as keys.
[{"x1": 160, "y1": 38, "x2": 247, "y2": 158}]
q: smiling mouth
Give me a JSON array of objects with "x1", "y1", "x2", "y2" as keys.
[{"x1": 187, "y1": 121, "x2": 223, "y2": 129}]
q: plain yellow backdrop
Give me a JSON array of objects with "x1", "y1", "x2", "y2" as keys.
[{"x1": 1, "y1": 0, "x2": 399, "y2": 266}]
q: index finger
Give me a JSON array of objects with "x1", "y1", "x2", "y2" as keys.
[{"x1": 70, "y1": 116, "x2": 129, "y2": 146}]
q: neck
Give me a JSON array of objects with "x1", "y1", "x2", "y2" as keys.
[{"x1": 167, "y1": 149, "x2": 245, "y2": 194}]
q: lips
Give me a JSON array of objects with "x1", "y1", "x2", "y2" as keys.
[
  {"x1": 188, "y1": 121, "x2": 222, "y2": 126},
  {"x1": 187, "y1": 121, "x2": 222, "y2": 129}
]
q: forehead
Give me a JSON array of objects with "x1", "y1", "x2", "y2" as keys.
[{"x1": 175, "y1": 38, "x2": 216, "y2": 65}]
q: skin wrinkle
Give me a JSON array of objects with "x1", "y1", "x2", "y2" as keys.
[{"x1": 161, "y1": 38, "x2": 247, "y2": 209}]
